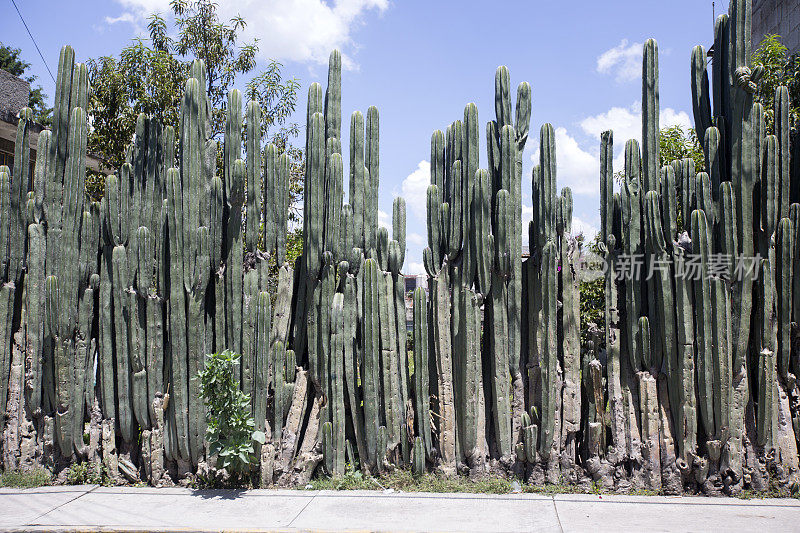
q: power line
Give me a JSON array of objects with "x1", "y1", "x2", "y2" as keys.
[{"x1": 9, "y1": 0, "x2": 56, "y2": 84}]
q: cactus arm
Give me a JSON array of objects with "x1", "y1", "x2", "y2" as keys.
[{"x1": 642, "y1": 39, "x2": 660, "y2": 195}]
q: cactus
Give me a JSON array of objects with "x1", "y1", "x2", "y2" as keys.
[
  {"x1": 673, "y1": 235, "x2": 697, "y2": 464},
  {"x1": 349, "y1": 111, "x2": 366, "y2": 251},
  {"x1": 12, "y1": 4, "x2": 800, "y2": 490},
  {"x1": 379, "y1": 267, "x2": 402, "y2": 454},
  {"x1": 599, "y1": 131, "x2": 628, "y2": 461},
  {"x1": 361, "y1": 258, "x2": 381, "y2": 471},
  {"x1": 691, "y1": 45, "x2": 712, "y2": 143},
  {"x1": 489, "y1": 189, "x2": 512, "y2": 457},
  {"x1": 270, "y1": 340, "x2": 288, "y2": 442},
  {"x1": 530, "y1": 124, "x2": 562, "y2": 473},
  {"x1": 691, "y1": 209, "x2": 715, "y2": 439},
  {"x1": 642, "y1": 39, "x2": 660, "y2": 195},
  {"x1": 755, "y1": 258, "x2": 775, "y2": 448},
  {"x1": 538, "y1": 240, "x2": 559, "y2": 467},
  {"x1": 365, "y1": 107, "x2": 379, "y2": 257},
  {"x1": 431, "y1": 262, "x2": 456, "y2": 468},
  {"x1": 461, "y1": 287, "x2": 483, "y2": 469},
  {"x1": 254, "y1": 292, "x2": 271, "y2": 434},
  {"x1": 10, "y1": 108, "x2": 32, "y2": 286},
  {"x1": 326, "y1": 292, "x2": 345, "y2": 475},
  {"x1": 412, "y1": 436, "x2": 425, "y2": 475},
  {"x1": 775, "y1": 218, "x2": 792, "y2": 380},
  {"x1": 558, "y1": 188, "x2": 580, "y2": 470},
  {"x1": 412, "y1": 287, "x2": 432, "y2": 459}
]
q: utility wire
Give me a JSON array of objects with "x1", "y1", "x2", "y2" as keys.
[{"x1": 9, "y1": 0, "x2": 56, "y2": 84}]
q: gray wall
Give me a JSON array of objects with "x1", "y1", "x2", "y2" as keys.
[
  {"x1": 0, "y1": 69, "x2": 30, "y2": 119},
  {"x1": 753, "y1": 0, "x2": 800, "y2": 53}
]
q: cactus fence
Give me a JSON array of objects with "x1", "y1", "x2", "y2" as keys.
[{"x1": 0, "y1": 0, "x2": 798, "y2": 494}]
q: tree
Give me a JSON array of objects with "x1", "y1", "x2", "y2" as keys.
[
  {"x1": 87, "y1": 41, "x2": 185, "y2": 174},
  {"x1": 87, "y1": 0, "x2": 302, "y2": 200},
  {"x1": 660, "y1": 124, "x2": 705, "y2": 173},
  {"x1": 576, "y1": 232, "x2": 605, "y2": 348},
  {"x1": 0, "y1": 43, "x2": 52, "y2": 125},
  {"x1": 751, "y1": 34, "x2": 800, "y2": 131},
  {"x1": 613, "y1": 124, "x2": 705, "y2": 184}
]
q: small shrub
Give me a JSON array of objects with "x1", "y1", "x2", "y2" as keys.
[
  {"x1": 64, "y1": 462, "x2": 106, "y2": 485},
  {"x1": 309, "y1": 463, "x2": 377, "y2": 490},
  {"x1": 199, "y1": 350, "x2": 266, "y2": 479},
  {"x1": 0, "y1": 468, "x2": 52, "y2": 488}
]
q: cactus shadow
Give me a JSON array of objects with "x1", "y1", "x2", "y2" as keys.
[{"x1": 191, "y1": 488, "x2": 248, "y2": 500}]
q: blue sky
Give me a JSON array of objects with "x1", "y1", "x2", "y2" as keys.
[{"x1": 3, "y1": 0, "x2": 724, "y2": 275}]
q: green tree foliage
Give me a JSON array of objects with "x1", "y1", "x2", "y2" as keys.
[
  {"x1": 87, "y1": 40, "x2": 185, "y2": 174},
  {"x1": 660, "y1": 124, "x2": 705, "y2": 173},
  {"x1": 87, "y1": 0, "x2": 302, "y2": 198},
  {"x1": 579, "y1": 277, "x2": 604, "y2": 348},
  {"x1": 614, "y1": 125, "x2": 705, "y2": 183},
  {"x1": 0, "y1": 43, "x2": 52, "y2": 125},
  {"x1": 751, "y1": 34, "x2": 800, "y2": 131},
  {"x1": 577, "y1": 232, "x2": 605, "y2": 347},
  {"x1": 198, "y1": 350, "x2": 265, "y2": 478}
]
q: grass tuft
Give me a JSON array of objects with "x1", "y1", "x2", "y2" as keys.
[
  {"x1": 0, "y1": 468, "x2": 52, "y2": 488},
  {"x1": 64, "y1": 462, "x2": 110, "y2": 486}
]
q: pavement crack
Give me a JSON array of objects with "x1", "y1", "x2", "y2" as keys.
[
  {"x1": 26, "y1": 485, "x2": 101, "y2": 526},
  {"x1": 551, "y1": 496, "x2": 564, "y2": 533},
  {"x1": 285, "y1": 491, "x2": 317, "y2": 529}
]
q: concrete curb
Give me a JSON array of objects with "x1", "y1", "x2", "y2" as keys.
[{"x1": 1, "y1": 486, "x2": 798, "y2": 532}]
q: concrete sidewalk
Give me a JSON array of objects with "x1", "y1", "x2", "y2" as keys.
[{"x1": 1, "y1": 485, "x2": 798, "y2": 532}]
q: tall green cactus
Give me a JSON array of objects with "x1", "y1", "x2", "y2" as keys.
[
  {"x1": 489, "y1": 189, "x2": 512, "y2": 457},
  {"x1": 622, "y1": 139, "x2": 644, "y2": 372},
  {"x1": 361, "y1": 258, "x2": 381, "y2": 471},
  {"x1": 558, "y1": 188, "x2": 580, "y2": 469},
  {"x1": 0, "y1": 168, "x2": 13, "y2": 439},
  {"x1": 326, "y1": 292, "x2": 346, "y2": 475},
  {"x1": 412, "y1": 287, "x2": 432, "y2": 459},
  {"x1": 539, "y1": 240, "x2": 558, "y2": 467},
  {"x1": 642, "y1": 39, "x2": 660, "y2": 194},
  {"x1": 755, "y1": 258, "x2": 775, "y2": 449},
  {"x1": 245, "y1": 100, "x2": 262, "y2": 254},
  {"x1": 365, "y1": 106, "x2": 379, "y2": 257},
  {"x1": 691, "y1": 209, "x2": 715, "y2": 439}
]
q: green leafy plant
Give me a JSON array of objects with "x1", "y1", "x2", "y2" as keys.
[
  {"x1": 0, "y1": 468, "x2": 52, "y2": 488},
  {"x1": 660, "y1": 124, "x2": 705, "y2": 172},
  {"x1": 576, "y1": 232, "x2": 605, "y2": 347},
  {"x1": 64, "y1": 462, "x2": 107, "y2": 485},
  {"x1": 198, "y1": 350, "x2": 266, "y2": 477},
  {"x1": 614, "y1": 124, "x2": 705, "y2": 183},
  {"x1": 752, "y1": 34, "x2": 800, "y2": 131},
  {"x1": 579, "y1": 277, "x2": 605, "y2": 347}
]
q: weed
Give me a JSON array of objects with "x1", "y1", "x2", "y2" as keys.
[
  {"x1": 0, "y1": 468, "x2": 52, "y2": 488},
  {"x1": 64, "y1": 462, "x2": 109, "y2": 485}
]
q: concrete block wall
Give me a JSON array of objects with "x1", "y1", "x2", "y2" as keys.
[
  {"x1": 0, "y1": 68, "x2": 30, "y2": 118},
  {"x1": 753, "y1": 0, "x2": 800, "y2": 53}
]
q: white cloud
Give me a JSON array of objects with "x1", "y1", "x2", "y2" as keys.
[
  {"x1": 109, "y1": 0, "x2": 388, "y2": 67},
  {"x1": 571, "y1": 216, "x2": 599, "y2": 241},
  {"x1": 532, "y1": 127, "x2": 598, "y2": 196},
  {"x1": 579, "y1": 102, "x2": 692, "y2": 147},
  {"x1": 597, "y1": 39, "x2": 642, "y2": 83},
  {"x1": 407, "y1": 232, "x2": 425, "y2": 247},
  {"x1": 406, "y1": 262, "x2": 426, "y2": 276},
  {"x1": 401, "y1": 160, "x2": 431, "y2": 220},
  {"x1": 378, "y1": 209, "x2": 391, "y2": 230},
  {"x1": 105, "y1": 10, "x2": 147, "y2": 33},
  {"x1": 113, "y1": 0, "x2": 170, "y2": 15},
  {"x1": 105, "y1": 12, "x2": 139, "y2": 25}
]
